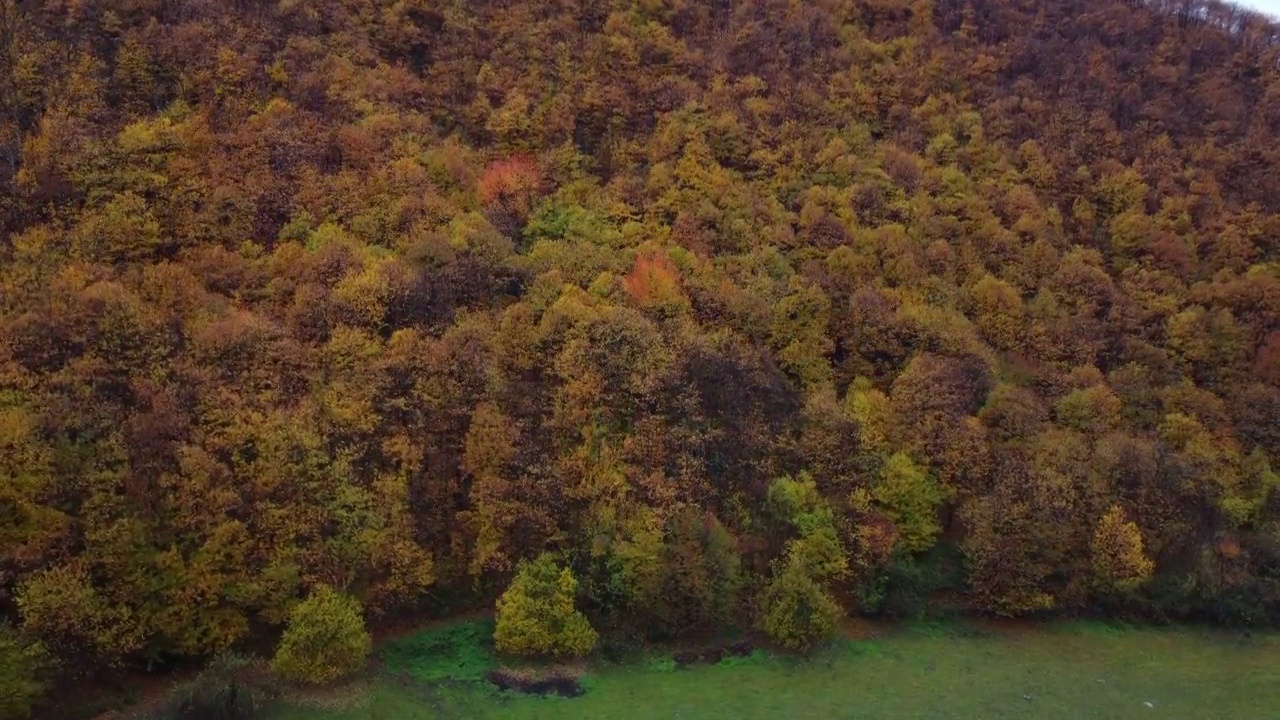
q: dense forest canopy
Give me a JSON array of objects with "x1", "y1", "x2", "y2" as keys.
[{"x1": 2, "y1": 0, "x2": 1280, "y2": 712}]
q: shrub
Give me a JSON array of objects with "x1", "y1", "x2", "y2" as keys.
[
  {"x1": 270, "y1": 587, "x2": 371, "y2": 685},
  {"x1": 152, "y1": 654, "x2": 265, "y2": 720},
  {"x1": 757, "y1": 555, "x2": 842, "y2": 651},
  {"x1": 494, "y1": 554, "x2": 598, "y2": 657}
]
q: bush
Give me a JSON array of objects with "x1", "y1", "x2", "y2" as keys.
[
  {"x1": 152, "y1": 654, "x2": 265, "y2": 720},
  {"x1": 494, "y1": 554, "x2": 598, "y2": 657},
  {"x1": 270, "y1": 586, "x2": 371, "y2": 685},
  {"x1": 0, "y1": 623, "x2": 48, "y2": 719},
  {"x1": 757, "y1": 556, "x2": 842, "y2": 651}
]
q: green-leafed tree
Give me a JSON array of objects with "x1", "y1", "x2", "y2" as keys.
[
  {"x1": 872, "y1": 453, "x2": 948, "y2": 554},
  {"x1": 494, "y1": 554, "x2": 598, "y2": 657},
  {"x1": 271, "y1": 587, "x2": 372, "y2": 685},
  {"x1": 757, "y1": 474, "x2": 848, "y2": 650},
  {"x1": 757, "y1": 551, "x2": 844, "y2": 652}
]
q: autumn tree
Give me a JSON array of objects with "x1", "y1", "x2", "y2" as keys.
[
  {"x1": 1090, "y1": 505, "x2": 1155, "y2": 595},
  {"x1": 757, "y1": 474, "x2": 847, "y2": 650},
  {"x1": 770, "y1": 277, "x2": 834, "y2": 390},
  {"x1": 0, "y1": 0, "x2": 19, "y2": 183},
  {"x1": 494, "y1": 555, "x2": 598, "y2": 657},
  {"x1": 627, "y1": 508, "x2": 743, "y2": 640},
  {"x1": 757, "y1": 553, "x2": 844, "y2": 652},
  {"x1": 869, "y1": 453, "x2": 948, "y2": 554},
  {"x1": 270, "y1": 587, "x2": 372, "y2": 685}
]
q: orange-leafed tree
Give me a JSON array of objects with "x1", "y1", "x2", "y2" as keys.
[
  {"x1": 1090, "y1": 505, "x2": 1155, "y2": 595},
  {"x1": 622, "y1": 249, "x2": 687, "y2": 316},
  {"x1": 477, "y1": 155, "x2": 541, "y2": 236}
]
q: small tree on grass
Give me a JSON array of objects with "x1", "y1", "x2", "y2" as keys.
[
  {"x1": 494, "y1": 554, "x2": 598, "y2": 657},
  {"x1": 0, "y1": 623, "x2": 48, "y2": 719},
  {"x1": 758, "y1": 546, "x2": 844, "y2": 651},
  {"x1": 758, "y1": 473, "x2": 847, "y2": 651},
  {"x1": 270, "y1": 586, "x2": 371, "y2": 685}
]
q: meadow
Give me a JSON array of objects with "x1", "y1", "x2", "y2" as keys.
[{"x1": 264, "y1": 620, "x2": 1280, "y2": 720}]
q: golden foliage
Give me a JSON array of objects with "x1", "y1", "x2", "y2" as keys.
[{"x1": 1090, "y1": 505, "x2": 1155, "y2": 594}]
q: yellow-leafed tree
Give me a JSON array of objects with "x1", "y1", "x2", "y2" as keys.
[
  {"x1": 271, "y1": 586, "x2": 372, "y2": 685},
  {"x1": 1090, "y1": 505, "x2": 1155, "y2": 594},
  {"x1": 494, "y1": 554, "x2": 598, "y2": 658}
]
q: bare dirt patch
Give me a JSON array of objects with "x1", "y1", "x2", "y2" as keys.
[
  {"x1": 486, "y1": 667, "x2": 584, "y2": 697},
  {"x1": 839, "y1": 617, "x2": 893, "y2": 641},
  {"x1": 673, "y1": 640, "x2": 754, "y2": 667}
]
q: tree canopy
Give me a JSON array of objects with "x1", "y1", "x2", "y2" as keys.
[{"x1": 2, "y1": 0, "x2": 1280, "y2": 713}]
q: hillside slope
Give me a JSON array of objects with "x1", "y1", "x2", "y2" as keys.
[{"x1": 1, "y1": 0, "x2": 1279, "y2": 710}]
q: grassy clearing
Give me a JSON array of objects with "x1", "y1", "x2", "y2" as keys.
[
  {"x1": 268, "y1": 620, "x2": 1280, "y2": 720},
  {"x1": 378, "y1": 618, "x2": 498, "y2": 683}
]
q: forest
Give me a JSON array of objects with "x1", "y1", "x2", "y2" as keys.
[{"x1": 1, "y1": 0, "x2": 1280, "y2": 716}]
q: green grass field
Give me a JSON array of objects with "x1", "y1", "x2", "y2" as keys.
[{"x1": 267, "y1": 620, "x2": 1280, "y2": 720}]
